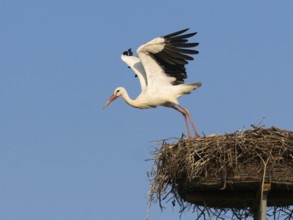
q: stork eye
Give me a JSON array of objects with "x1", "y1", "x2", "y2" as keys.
[{"x1": 116, "y1": 90, "x2": 120, "y2": 94}]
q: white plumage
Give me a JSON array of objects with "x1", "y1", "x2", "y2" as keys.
[{"x1": 103, "y1": 29, "x2": 201, "y2": 138}]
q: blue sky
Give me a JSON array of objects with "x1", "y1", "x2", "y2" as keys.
[{"x1": 1, "y1": 0, "x2": 293, "y2": 219}]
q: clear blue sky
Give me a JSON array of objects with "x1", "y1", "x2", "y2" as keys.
[{"x1": 1, "y1": 1, "x2": 292, "y2": 219}]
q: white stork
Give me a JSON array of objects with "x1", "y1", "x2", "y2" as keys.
[{"x1": 103, "y1": 28, "x2": 202, "y2": 138}]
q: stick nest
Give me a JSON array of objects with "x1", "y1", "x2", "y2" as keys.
[{"x1": 148, "y1": 126, "x2": 293, "y2": 214}]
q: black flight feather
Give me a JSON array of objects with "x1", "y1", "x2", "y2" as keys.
[
  {"x1": 151, "y1": 28, "x2": 199, "y2": 85},
  {"x1": 163, "y1": 28, "x2": 189, "y2": 39}
]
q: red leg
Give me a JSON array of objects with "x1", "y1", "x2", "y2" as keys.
[
  {"x1": 178, "y1": 105, "x2": 200, "y2": 138},
  {"x1": 171, "y1": 106, "x2": 192, "y2": 138}
]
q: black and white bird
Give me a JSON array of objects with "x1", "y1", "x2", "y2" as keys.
[{"x1": 103, "y1": 29, "x2": 202, "y2": 138}]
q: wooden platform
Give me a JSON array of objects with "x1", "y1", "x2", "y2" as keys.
[{"x1": 182, "y1": 184, "x2": 293, "y2": 208}]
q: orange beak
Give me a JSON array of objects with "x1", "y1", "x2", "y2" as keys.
[{"x1": 103, "y1": 94, "x2": 118, "y2": 109}]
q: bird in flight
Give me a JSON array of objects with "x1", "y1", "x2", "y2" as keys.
[{"x1": 103, "y1": 28, "x2": 201, "y2": 138}]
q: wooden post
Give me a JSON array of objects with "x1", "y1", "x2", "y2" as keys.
[{"x1": 254, "y1": 183, "x2": 271, "y2": 220}]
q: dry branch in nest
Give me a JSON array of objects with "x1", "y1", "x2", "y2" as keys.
[{"x1": 148, "y1": 126, "x2": 293, "y2": 218}]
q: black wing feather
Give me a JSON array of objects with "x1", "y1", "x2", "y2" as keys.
[
  {"x1": 157, "y1": 51, "x2": 187, "y2": 65},
  {"x1": 169, "y1": 32, "x2": 197, "y2": 42},
  {"x1": 163, "y1": 28, "x2": 189, "y2": 38},
  {"x1": 151, "y1": 29, "x2": 199, "y2": 85},
  {"x1": 172, "y1": 42, "x2": 199, "y2": 48}
]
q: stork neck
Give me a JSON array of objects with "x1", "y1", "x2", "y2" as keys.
[{"x1": 121, "y1": 90, "x2": 138, "y2": 108}]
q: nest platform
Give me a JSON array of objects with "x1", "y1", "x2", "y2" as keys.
[{"x1": 149, "y1": 126, "x2": 293, "y2": 213}]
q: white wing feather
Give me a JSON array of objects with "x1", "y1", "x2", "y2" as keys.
[
  {"x1": 137, "y1": 37, "x2": 176, "y2": 89},
  {"x1": 121, "y1": 55, "x2": 147, "y2": 91}
]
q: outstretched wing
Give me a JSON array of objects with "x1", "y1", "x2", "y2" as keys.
[
  {"x1": 137, "y1": 28, "x2": 198, "y2": 86},
  {"x1": 121, "y1": 49, "x2": 148, "y2": 91}
]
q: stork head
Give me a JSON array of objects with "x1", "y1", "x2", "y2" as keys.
[{"x1": 102, "y1": 87, "x2": 125, "y2": 109}]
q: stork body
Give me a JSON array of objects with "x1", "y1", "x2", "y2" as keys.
[{"x1": 103, "y1": 29, "x2": 201, "y2": 138}]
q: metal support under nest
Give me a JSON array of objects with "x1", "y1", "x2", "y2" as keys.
[{"x1": 253, "y1": 183, "x2": 271, "y2": 220}]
